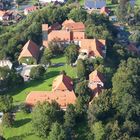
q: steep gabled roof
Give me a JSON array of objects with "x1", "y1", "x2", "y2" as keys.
[
  {"x1": 18, "y1": 40, "x2": 39, "y2": 60},
  {"x1": 73, "y1": 31, "x2": 85, "y2": 40},
  {"x1": 25, "y1": 90, "x2": 76, "y2": 109},
  {"x1": 48, "y1": 30, "x2": 72, "y2": 42},
  {"x1": 62, "y1": 19, "x2": 75, "y2": 26},
  {"x1": 89, "y1": 70, "x2": 104, "y2": 83},
  {"x1": 80, "y1": 39, "x2": 106, "y2": 57},
  {"x1": 62, "y1": 22, "x2": 85, "y2": 31},
  {"x1": 52, "y1": 74, "x2": 73, "y2": 91}
]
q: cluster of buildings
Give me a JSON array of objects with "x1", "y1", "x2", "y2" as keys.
[
  {"x1": 13, "y1": 16, "x2": 106, "y2": 109},
  {"x1": 25, "y1": 70, "x2": 104, "y2": 109},
  {"x1": 22, "y1": 19, "x2": 107, "y2": 109},
  {"x1": 18, "y1": 19, "x2": 106, "y2": 65},
  {"x1": 0, "y1": 10, "x2": 22, "y2": 22},
  {"x1": 42, "y1": 19, "x2": 106, "y2": 58}
]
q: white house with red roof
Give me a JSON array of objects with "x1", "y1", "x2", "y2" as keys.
[
  {"x1": 88, "y1": 70, "x2": 104, "y2": 97},
  {"x1": 18, "y1": 40, "x2": 40, "y2": 64},
  {"x1": 79, "y1": 39, "x2": 106, "y2": 58}
]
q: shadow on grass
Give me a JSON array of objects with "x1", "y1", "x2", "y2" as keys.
[
  {"x1": 4, "y1": 79, "x2": 45, "y2": 97},
  {"x1": 45, "y1": 70, "x2": 60, "y2": 79},
  {"x1": 7, "y1": 132, "x2": 34, "y2": 140},
  {"x1": 14, "y1": 118, "x2": 31, "y2": 128}
]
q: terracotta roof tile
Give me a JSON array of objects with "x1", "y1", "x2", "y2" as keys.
[
  {"x1": 62, "y1": 19, "x2": 75, "y2": 26},
  {"x1": 62, "y1": 22, "x2": 85, "y2": 32},
  {"x1": 52, "y1": 74, "x2": 73, "y2": 91},
  {"x1": 25, "y1": 90, "x2": 76, "y2": 109},
  {"x1": 18, "y1": 40, "x2": 39, "y2": 61},
  {"x1": 48, "y1": 30, "x2": 72, "y2": 42},
  {"x1": 73, "y1": 31, "x2": 85, "y2": 40},
  {"x1": 89, "y1": 70, "x2": 104, "y2": 84},
  {"x1": 80, "y1": 39, "x2": 106, "y2": 57}
]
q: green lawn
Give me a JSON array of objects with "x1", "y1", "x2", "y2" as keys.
[
  {"x1": 4, "y1": 55, "x2": 76, "y2": 140},
  {"x1": 136, "y1": 0, "x2": 140, "y2": 6}
]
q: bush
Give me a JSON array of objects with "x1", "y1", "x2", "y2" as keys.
[
  {"x1": 19, "y1": 103, "x2": 30, "y2": 114},
  {"x1": 30, "y1": 65, "x2": 45, "y2": 80},
  {"x1": 2, "y1": 113, "x2": 14, "y2": 127}
]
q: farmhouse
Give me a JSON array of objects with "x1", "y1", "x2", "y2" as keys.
[
  {"x1": 42, "y1": 20, "x2": 106, "y2": 58},
  {"x1": 18, "y1": 40, "x2": 40, "y2": 65},
  {"x1": 25, "y1": 74, "x2": 76, "y2": 110},
  {"x1": 42, "y1": 21, "x2": 86, "y2": 48},
  {"x1": 79, "y1": 39, "x2": 106, "y2": 58},
  {"x1": 88, "y1": 70, "x2": 104, "y2": 97}
]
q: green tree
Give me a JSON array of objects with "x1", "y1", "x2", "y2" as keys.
[
  {"x1": 32, "y1": 101, "x2": 63, "y2": 138},
  {"x1": 47, "y1": 122, "x2": 66, "y2": 140},
  {"x1": 75, "y1": 80, "x2": 91, "y2": 99},
  {"x1": 2, "y1": 112, "x2": 14, "y2": 127},
  {"x1": 116, "y1": 0, "x2": 132, "y2": 22},
  {"x1": 76, "y1": 59, "x2": 86, "y2": 79},
  {"x1": 68, "y1": 8, "x2": 87, "y2": 22},
  {"x1": 65, "y1": 44, "x2": 78, "y2": 65},
  {"x1": 0, "y1": 95, "x2": 13, "y2": 113},
  {"x1": 30, "y1": 65, "x2": 45, "y2": 80},
  {"x1": 129, "y1": 30, "x2": 140, "y2": 45},
  {"x1": 90, "y1": 121, "x2": 105, "y2": 140},
  {"x1": 112, "y1": 58, "x2": 140, "y2": 99},
  {"x1": 64, "y1": 104, "x2": 76, "y2": 129},
  {"x1": 75, "y1": 81, "x2": 91, "y2": 119},
  {"x1": 88, "y1": 90, "x2": 113, "y2": 123}
]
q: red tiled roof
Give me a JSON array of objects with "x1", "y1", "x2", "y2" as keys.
[
  {"x1": 52, "y1": 74, "x2": 73, "y2": 91},
  {"x1": 25, "y1": 90, "x2": 76, "y2": 109},
  {"x1": 89, "y1": 70, "x2": 104, "y2": 84},
  {"x1": 18, "y1": 40, "x2": 39, "y2": 61},
  {"x1": 100, "y1": 7, "x2": 110, "y2": 15},
  {"x1": 62, "y1": 19, "x2": 75, "y2": 26},
  {"x1": 24, "y1": 6, "x2": 38, "y2": 12},
  {"x1": 80, "y1": 39, "x2": 106, "y2": 57},
  {"x1": 0, "y1": 10, "x2": 6, "y2": 17},
  {"x1": 73, "y1": 31, "x2": 85, "y2": 40},
  {"x1": 48, "y1": 30, "x2": 73, "y2": 42},
  {"x1": 62, "y1": 22, "x2": 85, "y2": 32}
]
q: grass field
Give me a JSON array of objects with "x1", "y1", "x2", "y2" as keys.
[
  {"x1": 136, "y1": 0, "x2": 140, "y2": 6},
  {"x1": 3, "y1": 55, "x2": 77, "y2": 140}
]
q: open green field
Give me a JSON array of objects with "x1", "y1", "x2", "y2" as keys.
[
  {"x1": 3, "y1": 55, "x2": 77, "y2": 140},
  {"x1": 136, "y1": 0, "x2": 140, "y2": 6}
]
